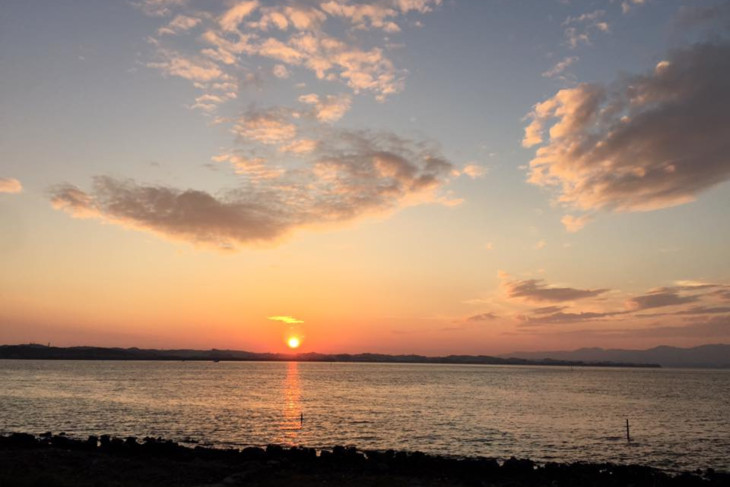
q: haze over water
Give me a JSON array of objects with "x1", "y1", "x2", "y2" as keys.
[{"x1": 1, "y1": 360, "x2": 728, "y2": 472}]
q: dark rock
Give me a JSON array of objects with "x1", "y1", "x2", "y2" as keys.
[
  {"x1": 241, "y1": 446, "x2": 266, "y2": 461},
  {"x1": 51, "y1": 435, "x2": 71, "y2": 449},
  {"x1": 502, "y1": 457, "x2": 535, "y2": 475},
  {"x1": 266, "y1": 444, "x2": 284, "y2": 458},
  {"x1": 6, "y1": 433, "x2": 38, "y2": 448}
]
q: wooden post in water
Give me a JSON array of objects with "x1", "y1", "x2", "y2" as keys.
[{"x1": 626, "y1": 419, "x2": 631, "y2": 443}]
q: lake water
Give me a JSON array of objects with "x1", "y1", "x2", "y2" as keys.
[{"x1": 0, "y1": 360, "x2": 728, "y2": 472}]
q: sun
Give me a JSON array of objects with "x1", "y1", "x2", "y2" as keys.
[{"x1": 287, "y1": 336, "x2": 301, "y2": 349}]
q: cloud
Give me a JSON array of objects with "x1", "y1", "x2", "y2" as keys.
[
  {"x1": 50, "y1": 130, "x2": 454, "y2": 249},
  {"x1": 621, "y1": 0, "x2": 646, "y2": 15},
  {"x1": 298, "y1": 93, "x2": 352, "y2": 122},
  {"x1": 233, "y1": 109, "x2": 298, "y2": 144},
  {"x1": 460, "y1": 164, "x2": 487, "y2": 179},
  {"x1": 675, "y1": 306, "x2": 730, "y2": 315},
  {"x1": 158, "y1": 14, "x2": 201, "y2": 35},
  {"x1": 320, "y1": 0, "x2": 441, "y2": 32},
  {"x1": 523, "y1": 42, "x2": 730, "y2": 212},
  {"x1": 534, "y1": 240, "x2": 546, "y2": 250},
  {"x1": 268, "y1": 315, "x2": 304, "y2": 324},
  {"x1": 542, "y1": 56, "x2": 579, "y2": 78},
  {"x1": 0, "y1": 178, "x2": 22, "y2": 194},
  {"x1": 561, "y1": 214, "x2": 591, "y2": 233},
  {"x1": 562, "y1": 10, "x2": 609, "y2": 49},
  {"x1": 518, "y1": 310, "x2": 624, "y2": 326},
  {"x1": 279, "y1": 138, "x2": 318, "y2": 154},
  {"x1": 211, "y1": 152, "x2": 284, "y2": 180},
  {"x1": 147, "y1": 50, "x2": 227, "y2": 82},
  {"x1": 467, "y1": 312, "x2": 498, "y2": 322},
  {"x1": 533, "y1": 305, "x2": 567, "y2": 315},
  {"x1": 626, "y1": 289, "x2": 700, "y2": 310},
  {"x1": 502, "y1": 276, "x2": 609, "y2": 303},
  {"x1": 141, "y1": 1, "x2": 440, "y2": 107},
  {"x1": 134, "y1": 0, "x2": 187, "y2": 17},
  {"x1": 220, "y1": 1, "x2": 260, "y2": 32},
  {"x1": 272, "y1": 64, "x2": 290, "y2": 78}
]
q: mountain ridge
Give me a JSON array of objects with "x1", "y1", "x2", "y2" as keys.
[
  {"x1": 0, "y1": 344, "x2": 661, "y2": 368},
  {"x1": 503, "y1": 344, "x2": 729, "y2": 368}
]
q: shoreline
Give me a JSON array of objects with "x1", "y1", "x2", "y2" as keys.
[
  {"x1": 0, "y1": 344, "x2": 663, "y2": 368},
  {"x1": 1, "y1": 433, "x2": 727, "y2": 486}
]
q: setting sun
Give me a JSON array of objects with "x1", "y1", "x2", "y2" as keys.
[{"x1": 287, "y1": 337, "x2": 301, "y2": 349}]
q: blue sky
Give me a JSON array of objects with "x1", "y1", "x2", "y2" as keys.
[{"x1": 1, "y1": 0, "x2": 729, "y2": 353}]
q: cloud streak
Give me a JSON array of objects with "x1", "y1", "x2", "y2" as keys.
[
  {"x1": 268, "y1": 316, "x2": 304, "y2": 324},
  {"x1": 502, "y1": 275, "x2": 609, "y2": 303}
]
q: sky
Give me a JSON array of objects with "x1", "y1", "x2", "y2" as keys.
[{"x1": 1, "y1": 0, "x2": 729, "y2": 355}]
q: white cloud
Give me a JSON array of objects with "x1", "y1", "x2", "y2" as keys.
[{"x1": 523, "y1": 42, "x2": 730, "y2": 212}]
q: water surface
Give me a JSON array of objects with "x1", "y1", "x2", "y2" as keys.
[{"x1": 0, "y1": 360, "x2": 727, "y2": 472}]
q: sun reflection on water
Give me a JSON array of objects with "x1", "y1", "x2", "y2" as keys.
[{"x1": 280, "y1": 361, "x2": 302, "y2": 445}]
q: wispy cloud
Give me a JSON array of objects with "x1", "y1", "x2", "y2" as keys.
[
  {"x1": 501, "y1": 274, "x2": 609, "y2": 304},
  {"x1": 561, "y1": 214, "x2": 591, "y2": 233},
  {"x1": 496, "y1": 271, "x2": 729, "y2": 329},
  {"x1": 133, "y1": 0, "x2": 187, "y2": 18},
  {"x1": 621, "y1": 0, "x2": 646, "y2": 15},
  {"x1": 157, "y1": 14, "x2": 201, "y2": 35},
  {"x1": 542, "y1": 56, "x2": 579, "y2": 78},
  {"x1": 467, "y1": 312, "x2": 498, "y2": 322},
  {"x1": 268, "y1": 315, "x2": 304, "y2": 324},
  {"x1": 0, "y1": 177, "x2": 23, "y2": 194},
  {"x1": 562, "y1": 10, "x2": 609, "y2": 49},
  {"x1": 460, "y1": 164, "x2": 487, "y2": 179}
]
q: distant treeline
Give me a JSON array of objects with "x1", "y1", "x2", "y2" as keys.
[{"x1": 0, "y1": 344, "x2": 660, "y2": 368}]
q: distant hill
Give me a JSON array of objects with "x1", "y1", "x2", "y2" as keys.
[
  {"x1": 0, "y1": 344, "x2": 660, "y2": 368},
  {"x1": 504, "y1": 344, "x2": 730, "y2": 368}
]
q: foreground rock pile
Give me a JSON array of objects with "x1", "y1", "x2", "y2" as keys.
[{"x1": 0, "y1": 433, "x2": 726, "y2": 487}]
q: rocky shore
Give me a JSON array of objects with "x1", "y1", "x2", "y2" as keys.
[{"x1": 1, "y1": 433, "x2": 726, "y2": 487}]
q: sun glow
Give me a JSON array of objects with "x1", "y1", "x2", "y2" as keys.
[{"x1": 287, "y1": 336, "x2": 301, "y2": 349}]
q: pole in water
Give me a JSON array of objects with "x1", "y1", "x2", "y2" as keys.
[
  {"x1": 626, "y1": 418, "x2": 631, "y2": 443},
  {"x1": 300, "y1": 412, "x2": 303, "y2": 427}
]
